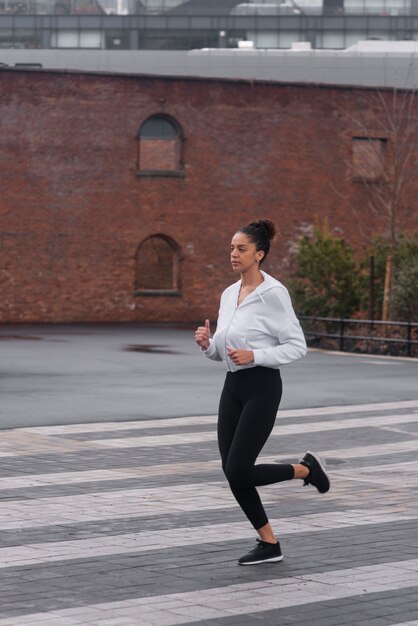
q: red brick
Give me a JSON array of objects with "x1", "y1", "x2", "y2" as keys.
[{"x1": 0, "y1": 70, "x2": 417, "y2": 323}]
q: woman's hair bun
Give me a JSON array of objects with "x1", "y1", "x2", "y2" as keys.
[
  {"x1": 254, "y1": 219, "x2": 276, "y2": 241},
  {"x1": 238, "y1": 218, "x2": 276, "y2": 264}
]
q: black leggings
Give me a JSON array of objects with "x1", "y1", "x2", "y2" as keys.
[{"x1": 217, "y1": 366, "x2": 294, "y2": 530}]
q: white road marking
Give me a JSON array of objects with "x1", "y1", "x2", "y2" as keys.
[
  {"x1": 2, "y1": 442, "x2": 418, "y2": 491},
  {"x1": 0, "y1": 508, "x2": 415, "y2": 569},
  {"x1": 1, "y1": 409, "x2": 415, "y2": 458},
  {"x1": 1, "y1": 558, "x2": 418, "y2": 625},
  {"x1": 85, "y1": 411, "x2": 418, "y2": 449},
  {"x1": 12, "y1": 399, "x2": 418, "y2": 436}
]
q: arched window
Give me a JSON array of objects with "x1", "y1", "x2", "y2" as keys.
[
  {"x1": 134, "y1": 235, "x2": 181, "y2": 296},
  {"x1": 137, "y1": 115, "x2": 184, "y2": 177}
]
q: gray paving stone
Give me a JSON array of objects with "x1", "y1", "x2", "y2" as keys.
[
  {"x1": 386, "y1": 614, "x2": 418, "y2": 623},
  {"x1": 0, "y1": 351, "x2": 417, "y2": 626},
  {"x1": 356, "y1": 617, "x2": 396, "y2": 626}
]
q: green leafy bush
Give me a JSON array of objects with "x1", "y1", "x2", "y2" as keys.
[
  {"x1": 391, "y1": 257, "x2": 418, "y2": 321},
  {"x1": 290, "y1": 225, "x2": 360, "y2": 318},
  {"x1": 290, "y1": 225, "x2": 417, "y2": 321},
  {"x1": 361, "y1": 234, "x2": 418, "y2": 321}
]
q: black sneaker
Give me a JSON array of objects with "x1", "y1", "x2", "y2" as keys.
[
  {"x1": 238, "y1": 539, "x2": 283, "y2": 566},
  {"x1": 300, "y1": 451, "x2": 330, "y2": 493}
]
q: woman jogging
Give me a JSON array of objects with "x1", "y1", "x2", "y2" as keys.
[{"x1": 195, "y1": 218, "x2": 330, "y2": 566}]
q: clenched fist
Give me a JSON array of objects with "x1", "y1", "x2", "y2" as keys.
[
  {"x1": 195, "y1": 319, "x2": 211, "y2": 350},
  {"x1": 227, "y1": 347, "x2": 254, "y2": 365}
]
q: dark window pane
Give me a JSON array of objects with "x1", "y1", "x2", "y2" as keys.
[
  {"x1": 140, "y1": 117, "x2": 177, "y2": 138},
  {"x1": 139, "y1": 115, "x2": 183, "y2": 172}
]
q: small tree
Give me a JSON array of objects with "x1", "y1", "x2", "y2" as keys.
[
  {"x1": 392, "y1": 256, "x2": 418, "y2": 322},
  {"x1": 290, "y1": 224, "x2": 360, "y2": 318},
  {"x1": 338, "y1": 87, "x2": 418, "y2": 318},
  {"x1": 363, "y1": 234, "x2": 418, "y2": 321}
]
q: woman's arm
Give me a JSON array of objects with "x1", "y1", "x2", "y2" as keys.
[
  {"x1": 252, "y1": 288, "x2": 307, "y2": 367},
  {"x1": 252, "y1": 321, "x2": 307, "y2": 367},
  {"x1": 195, "y1": 319, "x2": 223, "y2": 361}
]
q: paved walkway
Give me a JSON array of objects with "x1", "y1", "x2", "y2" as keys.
[{"x1": 1, "y1": 398, "x2": 418, "y2": 625}]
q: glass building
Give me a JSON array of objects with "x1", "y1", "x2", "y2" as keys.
[{"x1": 1, "y1": 0, "x2": 418, "y2": 50}]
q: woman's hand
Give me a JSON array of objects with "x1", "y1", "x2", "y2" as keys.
[
  {"x1": 195, "y1": 319, "x2": 211, "y2": 350},
  {"x1": 227, "y1": 347, "x2": 254, "y2": 365}
]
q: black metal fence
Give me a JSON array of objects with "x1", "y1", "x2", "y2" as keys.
[{"x1": 299, "y1": 316, "x2": 418, "y2": 358}]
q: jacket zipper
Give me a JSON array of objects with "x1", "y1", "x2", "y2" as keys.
[
  {"x1": 224, "y1": 304, "x2": 239, "y2": 372},
  {"x1": 224, "y1": 314, "x2": 234, "y2": 372},
  {"x1": 224, "y1": 286, "x2": 264, "y2": 371}
]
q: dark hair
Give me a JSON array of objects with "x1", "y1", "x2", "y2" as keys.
[{"x1": 238, "y1": 218, "x2": 276, "y2": 264}]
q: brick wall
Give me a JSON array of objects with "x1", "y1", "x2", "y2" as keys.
[
  {"x1": 139, "y1": 138, "x2": 179, "y2": 171},
  {"x1": 1, "y1": 70, "x2": 417, "y2": 323}
]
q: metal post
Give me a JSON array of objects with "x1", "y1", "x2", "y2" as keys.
[
  {"x1": 407, "y1": 322, "x2": 412, "y2": 357},
  {"x1": 369, "y1": 255, "x2": 375, "y2": 330},
  {"x1": 382, "y1": 254, "x2": 392, "y2": 322},
  {"x1": 339, "y1": 319, "x2": 345, "y2": 352}
]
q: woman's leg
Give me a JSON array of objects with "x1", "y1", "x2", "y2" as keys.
[
  {"x1": 217, "y1": 380, "x2": 243, "y2": 478},
  {"x1": 217, "y1": 378, "x2": 279, "y2": 535},
  {"x1": 219, "y1": 371, "x2": 325, "y2": 525},
  {"x1": 224, "y1": 394, "x2": 293, "y2": 531}
]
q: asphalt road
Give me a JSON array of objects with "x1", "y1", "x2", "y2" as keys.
[{"x1": 1, "y1": 324, "x2": 417, "y2": 429}]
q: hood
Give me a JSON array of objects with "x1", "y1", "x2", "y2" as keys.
[{"x1": 231, "y1": 271, "x2": 283, "y2": 304}]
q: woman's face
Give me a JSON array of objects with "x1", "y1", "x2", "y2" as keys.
[{"x1": 230, "y1": 232, "x2": 263, "y2": 273}]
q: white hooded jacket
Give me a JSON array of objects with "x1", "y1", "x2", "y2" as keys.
[{"x1": 203, "y1": 271, "x2": 307, "y2": 372}]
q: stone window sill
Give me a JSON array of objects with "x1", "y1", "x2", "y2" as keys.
[
  {"x1": 134, "y1": 290, "x2": 182, "y2": 297},
  {"x1": 136, "y1": 170, "x2": 185, "y2": 178}
]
